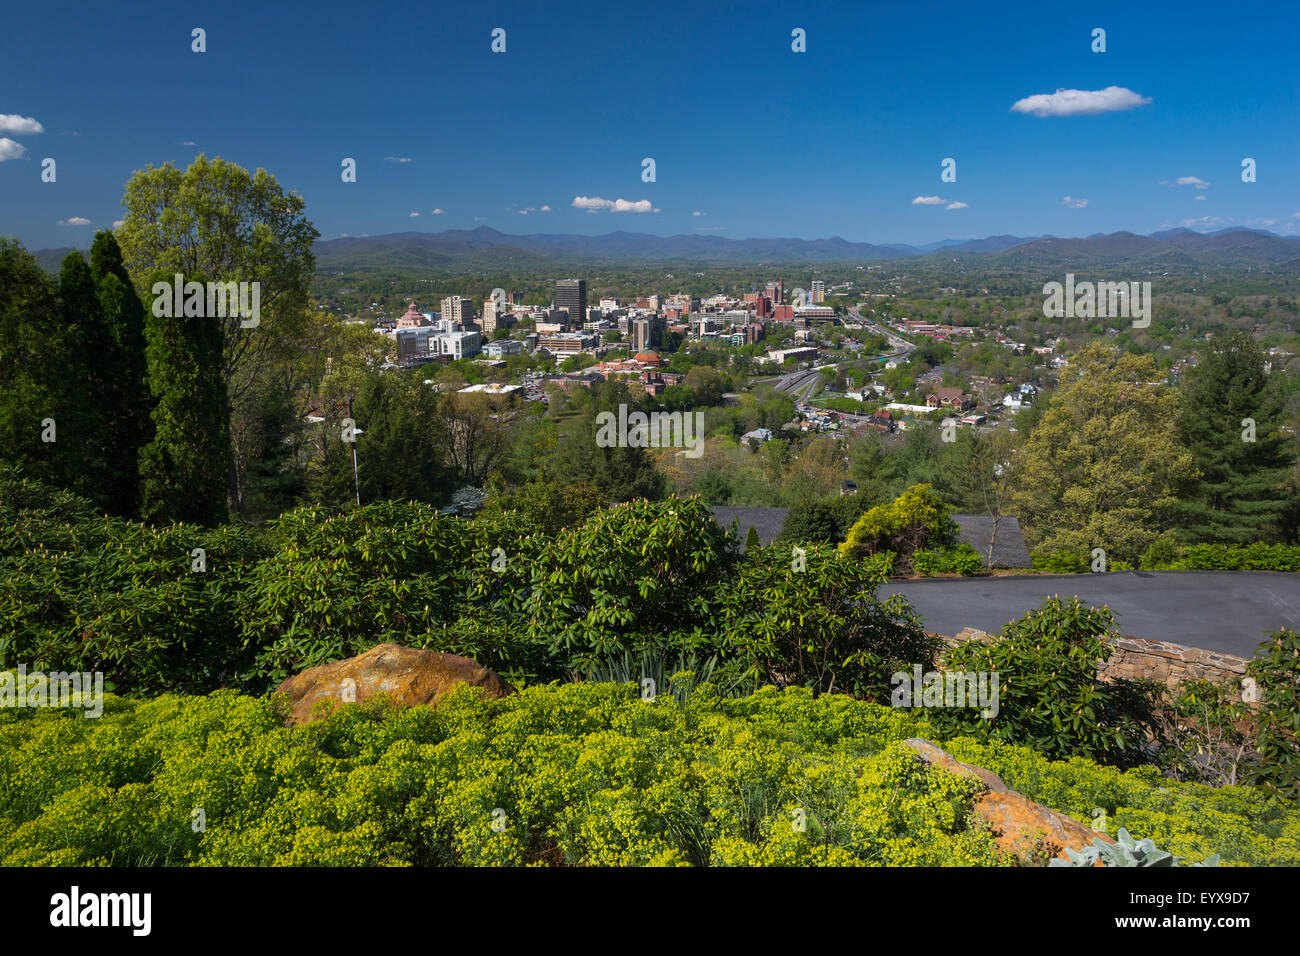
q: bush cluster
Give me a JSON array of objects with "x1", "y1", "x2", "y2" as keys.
[
  {"x1": 3, "y1": 682, "x2": 1292, "y2": 867},
  {"x1": 0, "y1": 473, "x2": 932, "y2": 701}
]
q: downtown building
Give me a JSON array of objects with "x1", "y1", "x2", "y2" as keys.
[
  {"x1": 555, "y1": 279, "x2": 587, "y2": 328},
  {"x1": 440, "y1": 296, "x2": 477, "y2": 329}
]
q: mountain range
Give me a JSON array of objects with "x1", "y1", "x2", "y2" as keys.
[
  {"x1": 35, "y1": 226, "x2": 1300, "y2": 274},
  {"x1": 311, "y1": 226, "x2": 1300, "y2": 271}
]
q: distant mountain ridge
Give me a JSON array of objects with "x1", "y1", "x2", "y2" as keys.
[
  {"x1": 310, "y1": 225, "x2": 1300, "y2": 270},
  {"x1": 35, "y1": 226, "x2": 1300, "y2": 274}
]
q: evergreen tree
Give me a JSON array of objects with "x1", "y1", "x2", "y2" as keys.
[
  {"x1": 1176, "y1": 331, "x2": 1295, "y2": 543},
  {"x1": 138, "y1": 271, "x2": 231, "y2": 525},
  {"x1": 55, "y1": 251, "x2": 117, "y2": 505},
  {"x1": 0, "y1": 239, "x2": 63, "y2": 489},
  {"x1": 549, "y1": 381, "x2": 666, "y2": 502},
  {"x1": 89, "y1": 231, "x2": 151, "y2": 516}
]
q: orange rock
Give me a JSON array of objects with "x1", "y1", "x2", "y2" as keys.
[
  {"x1": 904, "y1": 738, "x2": 1113, "y2": 863},
  {"x1": 273, "y1": 642, "x2": 515, "y2": 725}
]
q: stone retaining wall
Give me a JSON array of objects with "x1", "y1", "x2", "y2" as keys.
[{"x1": 934, "y1": 628, "x2": 1254, "y2": 698}]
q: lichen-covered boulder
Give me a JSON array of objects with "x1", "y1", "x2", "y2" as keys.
[
  {"x1": 273, "y1": 642, "x2": 515, "y2": 725},
  {"x1": 905, "y1": 737, "x2": 1113, "y2": 862}
]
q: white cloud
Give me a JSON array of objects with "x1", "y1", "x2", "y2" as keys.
[
  {"x1": 112, "y1": 219, "x2": 125, "y2": 228},
  {"x1": 1194, "y1": 195, "x2": 1208, "y2": 201},
  {"x1": 692, "y1": 211, "x2": 706, "y2": 217},
  {"x1": 179, "y1": 140, "x2": 196, "y2": 146},
  {"x1": 385, "y1": 156, "x2": 413, "y2": 164},
  {"x1": 540, "y1": 205, "x2": 551, "y2": 212},
  {"x1": 58, "y1": 217, "x2": 91, "y2": 226},
  {"x1": 0, "y1": 114, "x2": 44, "y2": 135},
  {"x1": 431, "y1": 208, "x2": 445, "y2": 215},
  {"x1": 409, "y1": 212, "x2": 419, "y2": 217},
  {"x1": 572, "y1": 196, "x2": 655, "y2": 213},
  {"x1": 1011, "y1": 86, "x2": 1151, "y2": 118},
  {"x1": 1062, "y1": 196, "x2": 1088, "y2": 208},
  {"x1": 946, "y1": 202, "x2": 969, "y2": 210},
  {"x1": 912, "y1": 196, "x2": 945, "y2": 205},
  {"x1": 1177, "y1": 216, "x2": 1234, "y2": 231},
  {"x1": 0, "y1": 138, "x2": 26, "y2": 161}
]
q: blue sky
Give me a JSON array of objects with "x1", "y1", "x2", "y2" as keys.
[{"x1": 2, "y1": 0, "x2": 1297, "y2": 251}]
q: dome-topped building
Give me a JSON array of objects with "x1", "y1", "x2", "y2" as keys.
[
  {"x1": 397, "y1": 302, "x2": 430, "y2": 328},
  {"x1": 634, "y1": 350, "x2": 662, "y2": 366}
]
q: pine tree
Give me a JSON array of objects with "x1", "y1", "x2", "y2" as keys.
[
  {"x1": 549, "y1": 382, "x2": 666, "y2": 502},
  {"x1": 1176, "y1": 331, "x2": 1295, "y2": 544},
  {"x1": 138, "y1": 271, "x2": 231, "y2": 526}
]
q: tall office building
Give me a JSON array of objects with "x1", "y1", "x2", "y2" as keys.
[
  {"x1": 440, "y1": 296, "x2": 476, "y2": 330},
  {"x1": 555, "y1": 279, "x2": 587, "y2": 328},
  {"x1": 482, "y1": 297, "x2": 516, "y2": 336},
  {"x1": 632, "y1": 316, "x2": 663, "y2": 352},
  {"x1": 811, "y1": 280, "x2": 825, "y2": 304},
  {"x1": 765, "y1": 279, "x2": 784, "y2": 306}
]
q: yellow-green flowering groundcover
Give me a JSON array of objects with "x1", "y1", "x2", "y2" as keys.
[{"x1": 1, "y1": 681, "x2": 1296, "y2": 867}]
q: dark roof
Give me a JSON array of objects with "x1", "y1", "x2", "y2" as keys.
[
  {"x1": 951, "y1": 514, "x2": 1032, "y2": 568},
  {"x1": 711, "y1": 506, "x2": 790, "y2": 551}
]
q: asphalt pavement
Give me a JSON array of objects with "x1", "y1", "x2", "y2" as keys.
[{"x1": 880, "y1": 570, "x2": 1300, "y2": 657}]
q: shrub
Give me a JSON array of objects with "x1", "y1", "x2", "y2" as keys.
[
  {"x1": 1033, "y1": 550, "x2": 1133, "y2": 573},
  {"x1": 522, "y1": 496, "x2": 729, "y2": 671},
  {"x1": 716, "y1": 544, "x2": 937, "y2": 700},
  {"x1": 0, "y1": 476, "x2": 267, "y2": 694},
  {"x1": 1, "y1": 683, "x2": 1294, "y2": 867},
  {"x1": 1140, "y1": 533, "x2": 1183, "y2": 570},
  {"x1": 839, "y1": 484, "x2": 958, "y2": 572},
  {"x1": 779, "y1": 494, "x2": 873, "y2": 546},
  {"x1": 1245, "y1": 628, "x2": 1300, "y2": 800},
  {"x1": 912, "y1": 543, "x2": 985, "y2": 577},
  {"x1": 927, "y1": 596, "x2": 1163, "y2": 767},
  {"x1": 1166, "y1": 543, "x2": 1300, "y2": 572},
  {"x1": 239, "y1": 501, "x2": 482, "y2": 687},
  {"x1": 1150, "y1": 678, "x2": 1254, "y2": 787}
]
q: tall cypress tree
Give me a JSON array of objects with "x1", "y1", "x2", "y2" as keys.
[
  {"x1": 55, "y1": 250, "x2": 118, "y2": 505},
  {"x1": 138, "y1": 271, "x2": 231, "y2": 526},
  {"x1": 89, "y1": 231, "x2": 151, "y2": 516},
  {"x1": 1176, "y1": 331, "x2": 1295, "y2": 544},
  {"x1": 0, "y1": 239, "x2": 62, "y2": 487}
]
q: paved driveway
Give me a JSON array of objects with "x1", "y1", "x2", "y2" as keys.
[{"x1": 881, "y1": 571, "x2": 1300, "y2": 657}]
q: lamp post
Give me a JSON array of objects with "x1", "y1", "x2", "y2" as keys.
[{"x1": 347, "y1": 392, "x2": 363, "y2": 506}]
